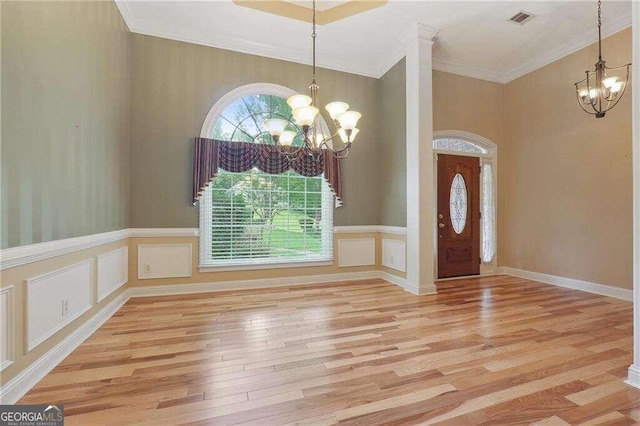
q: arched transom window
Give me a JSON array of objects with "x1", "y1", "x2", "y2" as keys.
[{"x1": 199, "y1": 91, "x2": 333, "y2": 269}]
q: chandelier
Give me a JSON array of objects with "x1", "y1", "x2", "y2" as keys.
[
  {"x1": 574, "y1": 0, "x2": 631, "y2": 118},
  {"x1": 262, "y1": 0, "x2": 361, "y2": 159}
]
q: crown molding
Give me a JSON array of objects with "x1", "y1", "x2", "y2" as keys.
[
  {"x1": 114, "y1": 1, "x2": 632, "y2": 84},
  {"x1": 120, "y1": 14, "x2": 380, "y2": 79},
  {"x1": 432, "y1": 56, "x2": 508, "y2": 84},
  {"x1": 502, "y1": 11, "x2": 632, "y2": 83},
  {"x1": 413, "y1": 23, "x2": 440, "y2": 42}
]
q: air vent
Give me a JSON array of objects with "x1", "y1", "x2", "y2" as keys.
[{"x1": 508, "y1": 11, "x2": 536, "y2": 25}]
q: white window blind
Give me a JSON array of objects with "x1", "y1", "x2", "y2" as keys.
[{"x1": 199, "y1": 169, "x2": 333, "y2": 267}]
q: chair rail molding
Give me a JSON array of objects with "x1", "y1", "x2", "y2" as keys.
[{"x1": 0, "y1": 230, "x2": 130, "y2": 270}]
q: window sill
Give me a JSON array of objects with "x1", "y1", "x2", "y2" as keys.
[{"x1": 198, "y1": 260, "x2": 334, "y2": 273}]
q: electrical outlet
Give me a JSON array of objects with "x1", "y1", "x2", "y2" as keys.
[
  {"x1": 390, "y1": 256, "x2": 395, "y2": 264},
  {"x1": 145, "y1": 264, "x2": 151, "y2": 273},
  {"x1": 61, "y1": 299, "x2": 69, "y2": 316}
]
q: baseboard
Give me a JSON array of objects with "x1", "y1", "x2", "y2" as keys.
[
  {"x1": 0, "y1": 290, "x2": 130, "y2": 404},
  {"x1": 129, "y1": 271, "x2": 383, "y2": 297},
  {"x1": 626, "y1": 364, "x2": 640, "y2": 389},
  {"x1": 379, "y1": 272, "x2": 413, "y2": 294},
  {"x1": 501, "y1": 267, "x2": 633, "y2": 301}
]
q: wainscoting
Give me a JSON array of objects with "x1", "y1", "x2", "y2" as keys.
[
  {"x1": 97, "y1": 246, "x2": 128, "y2": 302},
  {"x1": 0, "y1": 226, "x2": 407, "y2": 403},
  {"x1": 3, "y1": 227, "x2": 633, "y2": 403},
  {"x1": 26, "y1": 260, "x2": 94, "y2": 352}
]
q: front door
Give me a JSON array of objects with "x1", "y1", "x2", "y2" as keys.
[{"x1": 437, "y1": 154, "x2": 480, "y2": 279}]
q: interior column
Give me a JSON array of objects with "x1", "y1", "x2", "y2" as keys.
[
  {"x1": 405, "y1": 24, "x2": 438, "y2": 295},
  {"x1": 628, "y1": 0, "x2": 640, "y2": 389}
]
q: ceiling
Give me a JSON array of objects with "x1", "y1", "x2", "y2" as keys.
[{"x1": 115, "y1": 0, "x2": 632, "y2": 83}]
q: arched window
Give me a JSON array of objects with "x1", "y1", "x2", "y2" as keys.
[
  {"x1": 199, "y1": 86, "x2": 333, "y2": 269},
  {"x1": 433, "y1": 131, "x2": 497, "y2": 270}
]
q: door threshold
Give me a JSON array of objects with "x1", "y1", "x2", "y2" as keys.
[{"x1": 436, "y1": 272, "x2": 496, "y2": 282}]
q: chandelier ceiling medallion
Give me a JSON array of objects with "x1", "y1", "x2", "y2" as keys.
[
  {"x1": 574, "y1": 0, "x2": 631, "y2": 118},
  {"x1": 263, "y1": 0, "x2": 361, "y2": 159}
]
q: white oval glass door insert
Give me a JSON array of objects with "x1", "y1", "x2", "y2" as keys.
[{"x1": 449, "y1": 173, "x2": 468, "y2": 234}]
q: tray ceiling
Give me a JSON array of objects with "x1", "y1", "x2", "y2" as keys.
[{"x1": 115, "y1": 0, "x2": 632, "y2": 83}]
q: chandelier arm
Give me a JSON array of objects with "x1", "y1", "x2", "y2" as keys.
[
  {"x1": 321, "y1": 139, "x2": 353, "y2": 156},
  {"x1": 575, "y1": 95, "x2": 598, "y2": 116},
  {"x1": 599, "y1": 66, "x2": 631, "y2": 114},
  {"x1": 326, "y1": 146, "x2": 351, "y2": 159}
]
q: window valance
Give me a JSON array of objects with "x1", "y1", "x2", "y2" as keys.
[{"x1": 192, "y1": 137, "x2": 343, "y2": 206}]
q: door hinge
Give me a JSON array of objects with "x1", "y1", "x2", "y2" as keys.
[
  {"x1": 479, "y1": 211, "x2": 482, "y2": 219},
  {"x1": 479, "y1": 257, "x2": 482, "y2": 264}
]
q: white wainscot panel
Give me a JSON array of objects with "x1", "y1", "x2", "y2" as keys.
[
  {"x1": 138, "y1": 244, "x2": 192, "y2": 280},
  {"x1": 382, "y1": 238, "x2": 406, "y2": 272},
  {"x1": 27, "y1": 260, "x2": 94, "y2": 352},
  {"x1": 338, "y1": 238, "x2": 376, "y2": 267},
  {"x1": 97, "y1": 246, "x2": 128, "y2": 302},
  {"x1": 1, "y1": 286, "x2": 14, "y2": 370}
]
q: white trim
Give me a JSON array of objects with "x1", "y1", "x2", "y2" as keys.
[
  {"x1": 0, "y1": 286, "x2": 15, "y2": 371},
  {"x1": 129, "y1": 271, "x2": 382, "y2": 297},
  {"x1": 405, "y1": 23, "x2": 436, "y2": 295},
  {"x1": 627, "y1": 364, "x2": 640, "y2": 389},
  {"x1": 338, "y1": 238, "x2": 376, "y2": 267},
  {"x1": 26, "y1": 260, "x2": 95, "y2": 352},
  {"x1": 97, "y1": 246, "x2": 129, "y2": 302},
  {"x1": 0, "y1": 229, "x2": 129, "y2": 271},
  {"x1": 137, "y1": 243, "x2": 193, "y2": 280},
  {"x1": 129, "y1": 228, "x2": 199, "y2": 238},
  {"x1": 120, "y1": 17, "x2": 381, "y2": 79},
  {"x1": 0, "y1": 227, "x2": 408, "y2": 270},
  {"x1": 501, "y1": 267, "x2": 633, "y2": 302},
  {"x1": 114, "y1": 2, "x2": 630, "y2": 84},
  {"x1": 432, "y1": 56, "x2": 508, "y2": 85},
  {"x1": 333, "y1": 226, "x2": 406, "y2": 236},
  {"x1": 199, "y1": 260, "x2": 333, "y2": 273},
  {"x1": 502, "y1": 13, "x2": 632, "y2": 83},
  {"x1": 0, "y1": 290, "x2": 129, "y2": 404},
  {"x1": 630, "y1": 0, "x2": 640, "y2": 390}
]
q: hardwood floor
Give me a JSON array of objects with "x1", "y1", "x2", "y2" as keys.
[{"x1": 19, "y1": 276, "x2": 640, "y2": 425}]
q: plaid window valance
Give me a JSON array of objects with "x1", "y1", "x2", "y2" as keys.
[{"x1": 192, "y1": 137, "x2": 343, "y2": 207}]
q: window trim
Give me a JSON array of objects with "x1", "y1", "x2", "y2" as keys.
[
  {"x1": 433, "y1": 130, "x2": 498, "y2": 276},
  {"x1": 198, "y1": 84, "x2": 334, "y2": 271}
]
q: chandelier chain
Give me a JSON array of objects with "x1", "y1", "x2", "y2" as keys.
[
  {"x1": 312, "y1": 0, "x2": 317, "y2": 83},
  {"x1": 597, "y1": 0, "x2": 602, "y2": 60}
]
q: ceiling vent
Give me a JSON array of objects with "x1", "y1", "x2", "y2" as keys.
[{"x1": 508, "y1": 11, "x2": 536, "y2": 26}]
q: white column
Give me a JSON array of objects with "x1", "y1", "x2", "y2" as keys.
[
  {"x1": 628, "y1": 1, "x2": 640, "y2": 389},
  {"x1": 405, "y1": 24, "x2": 438, "y2": 295}
]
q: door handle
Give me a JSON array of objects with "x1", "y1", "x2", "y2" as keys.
[{"x1": 438, "y1": 223, "x2": 445, "y2": 228}]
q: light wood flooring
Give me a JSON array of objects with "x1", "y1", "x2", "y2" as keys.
[{"x1": 20, "y1": 276, "x2": 640, "y2": 425}]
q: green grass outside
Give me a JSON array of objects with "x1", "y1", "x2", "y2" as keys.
[{"x1": 266, "y1": 210, "x2": 322, "y2": 254}]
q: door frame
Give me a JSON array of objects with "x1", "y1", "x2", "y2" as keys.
[{"x1": 433, "y1": 130, "x2": 498, "y2": 280}]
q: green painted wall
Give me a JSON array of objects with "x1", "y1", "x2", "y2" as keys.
[
  {"x1": 129, "y1": 34, "x2": 382, "y2": 228},
  {"x1": 379, "y1": 58, "x2": 407, "y2": 227},
  {"x1": 1, "y1": 1, "x2": 131, "y2": 248}
]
